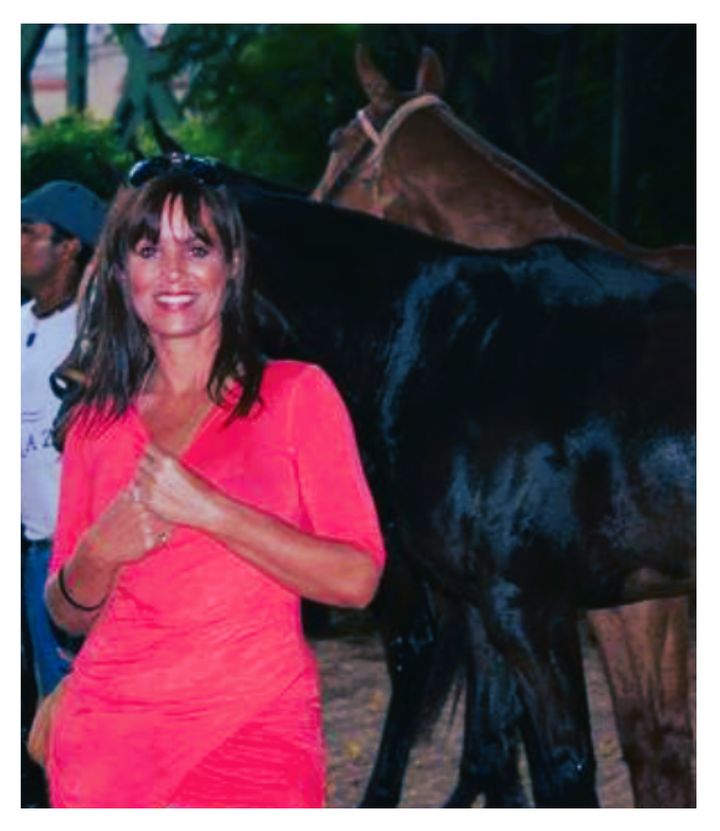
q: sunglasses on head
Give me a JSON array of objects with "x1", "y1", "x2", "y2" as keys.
[{"x1": 126, "y1": 153, "x2": 224, "y2": 188}]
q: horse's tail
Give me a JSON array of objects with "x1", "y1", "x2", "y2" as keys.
[
  {"x1": 371, "y1": 562, "x2": 468, "y2": 739},
  {"x1": 416, "y1": 595, "x2": 468, "y2": 738}
]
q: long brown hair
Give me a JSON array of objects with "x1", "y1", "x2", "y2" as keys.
[{"x1": 54, "y1": 171, "x2": 264, "y2": 442}]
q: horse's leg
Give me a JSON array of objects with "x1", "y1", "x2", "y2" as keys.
[
  {"x1": 359, "y1": 564, "x2": 439, "y2": 808},
  {"x1": 444, "y1": 603, "x2": 528, "y2": 808},
  {"x1": 481, "y1": 579, "x2": 598, "y2": 807},
  {"x1": 587, "y1": 597, "x2": 694, "y2": 807}
]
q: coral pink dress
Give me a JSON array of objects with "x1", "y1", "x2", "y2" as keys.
[{"x1": 46, "y1": 361, "x2": 385, "y2": 808}]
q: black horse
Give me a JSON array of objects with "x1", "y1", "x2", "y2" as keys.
[
  {"x1": 213, "y1": 167, "x2": 694, "y2": 808},
  {"x1": 59, "y1": 162, "x2": 694, "y2": 807}
]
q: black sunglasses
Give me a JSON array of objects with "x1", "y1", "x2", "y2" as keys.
[{"x1": 126, "y1": 153, "x2": 224, "y2": 188}]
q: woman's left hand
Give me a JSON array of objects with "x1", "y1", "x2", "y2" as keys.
[{"x1": 134, "y1": 443, "x2": 222, "y2": 529}]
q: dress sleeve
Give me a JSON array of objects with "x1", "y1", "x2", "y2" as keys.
[
  {"x1": 48, "y1": 419, "x2": 93, "y2": 577},
  {"x1": 291, "y1": 365, "x2": 386, "y2": 568}
]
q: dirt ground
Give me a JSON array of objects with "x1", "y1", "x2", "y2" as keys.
[{"x1": 315, "y1": 614, "x2": 696, "y2": 808}]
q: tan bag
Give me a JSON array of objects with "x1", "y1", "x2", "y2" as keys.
[{"x1": 27, "y1": 676, "x2": 68, "y2": 768}]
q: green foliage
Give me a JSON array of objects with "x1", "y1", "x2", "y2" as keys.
[
  {"x1": 167, "y1": 117, "x2": 231, "y2": 161},
  {"x1": 167, "y1": 24, "x2": 362, "y2": 189},
  {"x1": 21, "y1": 114, "x2": 132, "y2": 199}
]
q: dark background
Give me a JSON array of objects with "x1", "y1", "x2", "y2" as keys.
[{"x1": 22, "y1": 23, "x2": 695, "y2": 248}]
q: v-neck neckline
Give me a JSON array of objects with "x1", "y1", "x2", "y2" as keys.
[{"x1": 131, "y1": 396, "x2": 221, "y2": 462}]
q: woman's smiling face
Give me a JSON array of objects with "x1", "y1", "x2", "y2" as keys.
[{"x1": 125, "y1": 195, "x2": 236, "y2": 346}]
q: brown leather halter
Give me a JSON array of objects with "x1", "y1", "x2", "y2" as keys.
[
  {"x1": 357, "y1": 93, "x2": 447, "y2": 162},
  {"x1": 318, "y1": 94, "x2": 448, "y2": 210},
  {"x1": 354, "y1": 95, "x2": 448, "y2": 217}
]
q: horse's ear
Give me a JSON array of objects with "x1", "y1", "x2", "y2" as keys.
[
  {"x1": 355, "y1": 43, "x2": 396, "y2": 105},
  {"x1": 415, "y1": 47, "x2": 445, "y2": 95}
]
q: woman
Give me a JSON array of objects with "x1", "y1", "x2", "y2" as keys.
[{"x1": 44, "y1": 154, "x2": 385, "y2": 808}]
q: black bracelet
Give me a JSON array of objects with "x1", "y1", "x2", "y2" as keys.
[{"x1": 58, "y1": 565, "x2": 106, "y2": 612}]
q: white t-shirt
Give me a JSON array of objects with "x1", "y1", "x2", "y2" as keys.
[{"x1": 21, "y1": 302, "x2": 77, "y2": 540}]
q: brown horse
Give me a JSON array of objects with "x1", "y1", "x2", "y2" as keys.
[
  {"x1": 313, "y1": 45, "x2": 695, "y2": 279},
  {"x1": 312, "y1": 44, "x2": 695, "y2": 808}
]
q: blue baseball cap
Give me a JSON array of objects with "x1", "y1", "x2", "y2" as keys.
[{"x1": 21, "y1": 180, "x2": 106, "y2": 247}]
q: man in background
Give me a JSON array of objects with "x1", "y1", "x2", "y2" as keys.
[{"x1": 21, "y1": 181, "x2": 106, "y2": 703}]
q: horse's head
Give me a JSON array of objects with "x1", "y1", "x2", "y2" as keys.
[
  {"x1": 311, "y1": 44, "x2": 446, "y2": 208},
  {"x1": 354, "y1": 42, "x2": 445, "y2": 119}
]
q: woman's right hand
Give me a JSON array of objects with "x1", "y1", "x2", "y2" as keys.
[{"x1": 82, "y1": 483, "x2": 174, "y2": 567}]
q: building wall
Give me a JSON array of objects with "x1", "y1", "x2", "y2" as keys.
[{"x1": 29, "y1": 25, "x2": 166, "y2": 122}]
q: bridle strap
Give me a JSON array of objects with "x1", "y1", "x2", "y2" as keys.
[
  {"x1": 356, "y1": 94, "x2": 448, "y2": 161},
  {"x1": 356, "y1": 108, "x2": 382, "y2": 146},
  {"x1": 318, "y1": 93, "x2": 448, "y2": 211}
]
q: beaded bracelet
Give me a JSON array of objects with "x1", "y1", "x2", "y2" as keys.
[{"x1": 58, "y1": 564, "x2": 106, "y2": 612}]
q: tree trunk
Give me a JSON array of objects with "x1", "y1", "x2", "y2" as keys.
[
  {"x1": 545, "y1": 27, "x2": 579, "y2": 180},
  {"x1": 112, "y1": 24, "x2": 183, "y2": 145},
  {"x1": 483, "y1": 25, "x2": 532, "y2": 165},
  {"x1": 66, "y1": 24, "x2": 88, "y2": 113},
  {"x1": 21, "y1": 24, "x2": 52, "y2": 128},
  {"x1": 609, "y1": 25, "x2": 635, "y2": 234}
]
